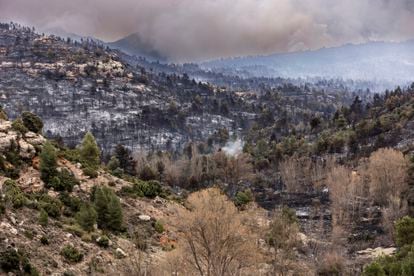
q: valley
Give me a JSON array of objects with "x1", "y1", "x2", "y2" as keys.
[{"x1": 0, "y1": 19, "x2": 414, "y2": 276}]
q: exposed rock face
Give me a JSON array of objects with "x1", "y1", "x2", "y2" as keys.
[{"x1": 0, "y1": 119, "x2": 45, "y2": 159}]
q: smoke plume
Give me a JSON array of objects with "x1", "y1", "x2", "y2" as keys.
[{"x1": 1, "y1": 0, "x2": 413, "y2": 61}]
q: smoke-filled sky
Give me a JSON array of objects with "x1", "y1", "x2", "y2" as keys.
[{"x1": 1, "y1": 0, "x2": 414, "y2": 61}]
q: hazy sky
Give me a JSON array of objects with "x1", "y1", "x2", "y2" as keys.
[{"x1": 1, "y1": 0, "x2": 414, "y2": 61}]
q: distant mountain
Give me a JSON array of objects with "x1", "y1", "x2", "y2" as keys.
[
  {"x1": 202, "y1": 40, "x2": 414, "y2": 84},
  {"x1": 42, "y1": 26, "x2": 105, "y2": 44},
  {"x1": 108, "y1": 33, "x2": 166, "y2": 61}
]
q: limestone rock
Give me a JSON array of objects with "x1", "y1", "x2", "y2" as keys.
[
  {"x1": 115, "y1": 248, "x2": 128, "y2": 258},
  {"x1": 138, "y1": 214, "x2": 151, "y2": 221}
]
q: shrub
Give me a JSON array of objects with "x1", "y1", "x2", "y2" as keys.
[
  {"x1": 11, "y1": 118, "x2": 28, "y2": 134},
  {"x1": 234, "y1": 189, "x2": 254, "y2": 207},
  {"x1": 139, "y1": 165, "x2": 157, "y2": 181},
  {"x1": 138, "y1": 180, "x2": 162, "y2": 198},
  {"x1": 120, "y1": 180, "x2": 163, "y2": 199},
  {"x1": 154, "y1": 220, "x2": 164, "y2": 233},
  {"x1": 60, "y1": 245, "x2": 83, "y2": 263},
  {"x1": 0, "y1": 248, "x2": 20, "y2": 272},
  {"x1": 21, "y1": 111, "x2": 43, "y2": 133},
  {"x1": 82, "y1": 166, "x2": 98, "y2": 178},
  {"x1": 59, "y1": 192, "x2": 81, "y2": 215},
  {"x1": 40, "y1": 236, "x2": 49, "y2": 245},
  {"x1": 38, "y1": 209, "x2": 48, "y2": 227},
  {"x1": 114, "y1": 144, "x2": 136, "y2": 175},
  {"x1": 363, "y1": 262, "x2": 386, "y2": 276},
  {"x1": 395, "y1": 216, "x2": 414, "y2": 247},
  {"x1": 38, "y1": 194, "x2": 62, "y2": 218},
  {"x1": 317, "y1": 252, "x2": 345, "y2": 276},
  {"x1": 54, "y1": 169, "x2": 79, "y2": 192},
  {"x1": 107, "y1": 156, "x2": 120, "y2": 171},
  {"x1": 4, "y1": 179, "x2": 27, "y2": 208},
  {"x1": 93, "y1": 186, "x2": 123, "y2": 231},
  {"x1": 63, "y1": 224, "x2": 85, "y2": 237},
  {"x1": 96, "y1": 235, "x2": 110, "y2": 248},
  {"x1": 76, "y1": 203, "x2": 97, "y2": 232}
]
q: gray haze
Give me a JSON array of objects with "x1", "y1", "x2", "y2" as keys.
[{"x1": 1, "y1": 0, "x2": 414, "y2": 61}]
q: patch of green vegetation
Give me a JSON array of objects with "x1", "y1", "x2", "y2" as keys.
[
  {"x1": 3, "y1": 179, "x2": 28, "y2": 208},
  {"x1": 234, "y1": 189, "x2": 254, "y2": 207},
  {"x1": 119, "y1": 179, "x2": 163, "y2": 199},
  {"x1": 154, "y1": 220, "x2": 165, "y2": 233},
  {"x1": 11, "y1": 118, "x2": 28, "y2": 134},
  {"x1": 38, "y1": 208, "x2": 48, "y2": 227},
  {"x1": 93, "y1": 186, "x2": 123, "y2": 232},
  {"x1": 38, "y1": 194, "x2": 62, "y2": 218},
  {"x1": 0, "y1": 248, "x2": 39, "y2": 275},
  {"x1": 75, "y1": 203, "x2": 97, "y2": 232},
  {"x1": 21, "y1": 111, "x2": 43, "y2": 133},
  {"x1": 96, "y1": 235, "x2": 110, "y2": 248},
  {"x1": 60, "y1": 245, "x2": 83, "y2": 263}
]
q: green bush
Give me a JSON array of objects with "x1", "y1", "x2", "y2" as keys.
[
  {"x1": 107, "y1": 156, "x2": 120, "y2": 171},
  {"x1": 363, "y1": 262, "x2": 386, "y2": 276},
  {"x1": 139, "y1": 180, "x2": 162, "y2": 198},
  {"x1": 60, "y1": 245, "x2": 83, "y2": 263},
  {"x1": 0, "y1": 248, "x2": 20, "y2": 272},
  {"x1": 11, "y1": 118, "x2": 28, "y2": 134},
  {"x1": 93, "y1": 186, "x2": 123, "y2": 231},
  {"x1": 96, "y1": 235, "x2": 110, "y2": 248},
  {"x1": 54, "y1": 169, "x2": 79, "y2": 192},
  {"x1": 234, "y1": 189, "x2": 254, "y2": 207},
  {"x1": 38, "y1": 209, "x2": 48, "y2": 227},
  {"x1": 21, "y1": 111, "x2": 43, "y2": 133},
  {"x1": 59, "y1": 192, "x2": 81, "y2": 215},
  {"x1": 76, "y1": 203, "x2": 97, "y2": 232},
  {"x1": 395, "y1": 216, "x2": 414, "y2": 247},
  {"x1": 38, "y1": 194, "x2": 62, "y2": 218},
  {"x1": 119, "y1": 180, "x2": 162, "y2": 199},
  {"x1": 4, "y1": 179, "x2": 27, "y2": 208},
  {"x1": 154, "y1": 220, "x2": 164, "y2": 233},
  {"x1": 82, "y1": 166, "x2": 98, "y2": 178}
]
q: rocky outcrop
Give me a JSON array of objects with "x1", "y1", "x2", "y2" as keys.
[{"x1": 0, "y1": 119, "x2": 46, "y2": 159}]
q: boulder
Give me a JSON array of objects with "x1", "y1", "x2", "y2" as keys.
[
  {"x1": 18, "y1": 139, "x2": 36, "y2": 159},
  {"x1": 25, "y1": 134, "x2": 46, "y2": 146},
  {"x1": 138, "y1": 214, "x2": 151, "y2": 221},
  {"x1": 0, "y1": 121, "x2": 12, "y2": 132},
  {"x1": 115, "y1": 248, "x2": 128, "y2": 258}
]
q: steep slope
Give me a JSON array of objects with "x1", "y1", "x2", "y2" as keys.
[
  {"x1": 108, "y1": 33, "x2": 166, "y2": 61},
  {"x1": 0, "y1": 23, "x2": 355, "y2": 154}
]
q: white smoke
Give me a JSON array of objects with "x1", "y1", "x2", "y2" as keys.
[{"x1": 222, "y1": 139, "x2": 244, "y2": 156}]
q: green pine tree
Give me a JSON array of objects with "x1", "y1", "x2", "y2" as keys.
[
  {"x1": 39, "y1": 142, "x2": 58, "y2": 184},
  {"x1": 79, "y1": 132, "x2": 100, "y2": 169},
  {"x1": 76, "y1": 203, "x2": 97, "y2": 232},
  {"x1": 93, "y1": 186, "x2": 123, "y2": 231}
]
